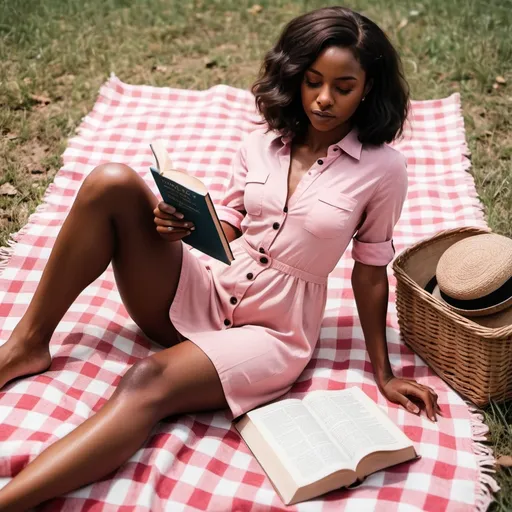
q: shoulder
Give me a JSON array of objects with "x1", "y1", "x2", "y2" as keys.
[
  {"x1": 240, "y1": 126, "x2": 281, "y2": 151},
  {"x1": 361, "y1": 143, "x2": 408, "y2": 183}
]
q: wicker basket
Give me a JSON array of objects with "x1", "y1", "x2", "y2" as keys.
[{"x1": 393, "y1": 227, "x2": 512, "y2": 407}]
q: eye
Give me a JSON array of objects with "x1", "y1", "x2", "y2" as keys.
[
  {"x1": 305, "y1": 78, "x2": 321, "y2": 88},
  {"x1": 336, "y1": 87, "x2": 353, "y2": 95}
]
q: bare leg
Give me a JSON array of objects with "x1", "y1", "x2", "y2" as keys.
[
  {"x1": 0, "y1": 163, "x2": 185, "y2": 389},
  {"x1": 0, "y1": 340, "x2": 228, "y2": 511}
]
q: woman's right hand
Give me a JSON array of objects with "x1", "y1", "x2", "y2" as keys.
[{"x1": 153, "y1": 202, "x2": 195, "y2": 242}]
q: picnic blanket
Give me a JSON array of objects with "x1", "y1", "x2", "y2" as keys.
[{"x1": 0, "y1": 75, "x2": 499, "y2": 511}]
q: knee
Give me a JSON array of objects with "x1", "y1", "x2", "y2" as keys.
[
  {"x1": 116, "y1": 357, "x2": 171, "y2": 407},
  {"x1": 79, "y1": 163, "x2": 141, "y2": 205}
]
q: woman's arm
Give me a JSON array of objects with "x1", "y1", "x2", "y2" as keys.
[
  {"x1": 221, "y1": 221, "x2": 242, "y2": 243},
  {"x1": 351, "y1": 261, "x2": 393, "y2": 385},
  {"x1": 352, "y1": 260, "x2": 440, "y2": 421}
]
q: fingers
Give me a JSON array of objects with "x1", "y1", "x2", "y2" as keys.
[
  {"x1": 412, "y1": 382, "x2": 442, "y2": 417},
  {"x1": 403, "y1": 383, "x2": 438, "y2": 422},
  {"x1": 153, "y1": 203, "x2": 195, "y2": 236},
  {"x1": 154, "y1": 216, "x2": 195, "y2": 231},
  {"x1": 155, "y1": 202, "x2": 184, "y2": 219},
  {"x1": 155, "y1": 225, "x2": 192, "y2": 242},
  {"x1": 393, "y1": 391, "x2": 421, "y2": 415},
  {"x1": 425, "y1": 386, "x2": 442, "y2": 416}
]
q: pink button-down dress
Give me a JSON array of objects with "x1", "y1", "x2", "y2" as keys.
[{"x1": 169, "y1": 127, "x2": 408, "y2": 418}]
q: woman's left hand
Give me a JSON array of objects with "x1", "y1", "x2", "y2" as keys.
[{"x1": 380, "y1": 377, "x2": 441, "y2": 421}]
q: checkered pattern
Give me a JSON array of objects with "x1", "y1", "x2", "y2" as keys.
[{"x1": 0, "y1": 75, "x2": 493, "y2": 511}]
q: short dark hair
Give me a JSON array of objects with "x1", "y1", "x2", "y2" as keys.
[{"x1": 252, "y1": 6, "x2": 409, "y2": 146}]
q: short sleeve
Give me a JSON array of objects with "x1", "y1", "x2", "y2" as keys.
[
  {"x1": 352, "y1": 152, "x2": 408, "y2": 266},
  {"x1": 215, "y1": 143, "x2": 248, "y2": 231}
]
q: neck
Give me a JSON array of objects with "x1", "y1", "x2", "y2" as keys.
[{"x1": 302, "y1": 122, "x2": 352, "y2": 153}]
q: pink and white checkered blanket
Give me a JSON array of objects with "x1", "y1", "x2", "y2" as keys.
[{"x1": 0, "y1": 76, "x2": 499, "y2": 511}]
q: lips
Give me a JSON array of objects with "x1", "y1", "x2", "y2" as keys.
[{"x1": 312, "y1": 110, "x2": 335, "y2": 119}]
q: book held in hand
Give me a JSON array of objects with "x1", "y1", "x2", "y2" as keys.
[
  {"x1": 235, "y1": 386, "x2": 418, "y2": 505},
  {"x1": 149, "y1": 140, "x2": 234, "y2": 265}
]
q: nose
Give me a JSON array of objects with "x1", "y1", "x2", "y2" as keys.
[{"x1": 316, "y1": 85, "x2": 333, "y2": 109}]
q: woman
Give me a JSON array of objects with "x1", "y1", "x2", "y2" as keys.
[{"x1": 0, "y1": 6, "x2": 439, "y2": 509}]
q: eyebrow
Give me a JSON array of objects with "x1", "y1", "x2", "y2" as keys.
[{"x1": 308, "y1": 68, "x2": 357, "y2": 81}]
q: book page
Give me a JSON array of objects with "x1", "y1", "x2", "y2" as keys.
[
  {"x1": 150, "y1": 139, "x2": 175, "y2": 174},
  {"x1": 304, "y1": 387, "x2": 412, "y2": 468},
  {"x1": 247, "y1": 400, "x2": 350, "y2": 485}
]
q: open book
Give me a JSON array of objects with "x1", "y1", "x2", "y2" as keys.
[
  {"x1": 235, "y1": 387, "x2": 418, "y2": 505},
  {"x1": 149, "y1": 140, "x2": 234, "y2": 265}
]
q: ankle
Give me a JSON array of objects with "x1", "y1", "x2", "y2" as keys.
[{"x1": 9, "y1": 320, "x2": 52, "y2": 351}]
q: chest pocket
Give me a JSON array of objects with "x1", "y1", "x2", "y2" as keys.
[
  {"x1": 244, "y1": 169, "x2": 269, "y2": 216},
  {"x1": 304, "y1": 190, "x2": 358, "y2": 239}
]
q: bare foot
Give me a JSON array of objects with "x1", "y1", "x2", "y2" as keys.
[{"x1": 0, "y1": 335, "x2": 52, "y2": 390}]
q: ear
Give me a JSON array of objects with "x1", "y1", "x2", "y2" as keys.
[{"x1": 363, "y1": 79, "x2": 373, "y2": 99}]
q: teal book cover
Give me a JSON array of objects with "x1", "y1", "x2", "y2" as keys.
[{"x1": 150, "y1": 167, "x2": 234, "y2": 265}]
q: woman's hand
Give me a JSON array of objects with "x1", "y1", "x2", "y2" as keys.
[
  {"x1": 153, "y1": 202, "x2": 195, "y2": 242},
  {"x1": 380, "y1": 376, "x2": 441, "y2": 422}
]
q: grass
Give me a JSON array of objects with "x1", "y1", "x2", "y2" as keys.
[{"x1": 0, "y1": 0, "x2": 511, "y2": 508}]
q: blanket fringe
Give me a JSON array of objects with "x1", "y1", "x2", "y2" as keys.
[
  {"x1": 0, "y1": 180, "x2": 57, "y2": 279},
  {"x1": 454, "y1": 92, "x2": 487, "y2": 227},
  {"x1": 469, "y1": 405, "x2": 500, "y2": 512}
]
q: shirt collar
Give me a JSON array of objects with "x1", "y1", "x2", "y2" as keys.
[
  {"x1": 271, "y1": 127, "x2": 362, "y2": 161},
  {"x1": 336, "y1": 128, "x2": 362, "y2": 161}
]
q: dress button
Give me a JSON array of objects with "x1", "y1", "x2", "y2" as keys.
[
  {"x1": 283, "y1": 206, "x2": 288, "y2": 213},
  {"x1": 333, "y1": 147, "x2": 339, "y2": 151},
  {"x1": 259, "y1": 247, "x2": 265, "y2": 253},
  {"x1": 246, "y1": 272, "x2": 254, "y2": 280},
  {"x1": 260, "y1": 256, "x2": 269, "y2": 264},
  {"x1": 317, "y1": 159, "x2": 324, "y2": 165},
  {"x1": 273, "y1": 222, "x2": 280, "y2": 230},
  {"x1": 224, "y1": 319, "x2": 231, "y2": 326},
  {"x1": 230, "y1": 296, "x2": 237, "y2": 305}
]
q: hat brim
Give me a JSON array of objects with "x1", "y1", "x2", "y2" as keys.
[{"x1": 431, "y1": 284, "x2": 512, "y2": 326}]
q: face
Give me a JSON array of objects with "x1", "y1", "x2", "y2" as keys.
[{"x1": 301, "y1": 46, "x2": 368, "y2": 134}]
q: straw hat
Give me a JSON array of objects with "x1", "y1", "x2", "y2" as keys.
[{"x1": 426, "y1": 233, "x2": 512, "y2": 320}]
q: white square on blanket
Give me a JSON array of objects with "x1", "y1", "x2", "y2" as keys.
[
  {"x1": 253, "y1": 485, "x2": 279, "y2": 506},
  {"x1": 403, "y1": 471, "x2": 432, "y2": 492},
  {"x1": 105, "y1": 478, "x2": 132, "y2": 505},
  {"x1": 212, "y1": 477, "x2": 240, "y2": 497},
  {"x1": 196, "y1": 437, "x2": 222, "y2": 457},
  {"x1": 450, "y1": 479, "x2": 476, "y2": 504},
  {"x1": 20, "y1": 411, "x2": 48, "y2": 431},
  {"x1": 180, "y1": 463, "x2": 204, "y2": 487}
]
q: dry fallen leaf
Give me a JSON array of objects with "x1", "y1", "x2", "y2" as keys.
[
  {"x1": 56, "y1": 73, "x2": 76, "y2": 84},
  {"x1": 30, "y1": 93, "x2": 51, "y2": 105},
  {"x1": 0, "y1": 183, "x2": 18, "y2": 196},
  {"x1": 247, "y1": 4, "x2": 263, "y2": 14},
  {"x1": 496, "y1": 76, "x2": 506, "y2": 85},
  {"x1": 397, "y1": 18, "x2": 408, "y2": 30},
  {"x1": 6, "y1": 133, "x2": 18, "y2": 140},
  {"x1": 152, "y1": 65, "x2": 168, "y2": 73},
  {"x1": 496, "y1": 455, "x2": 512, "y2": 468}
]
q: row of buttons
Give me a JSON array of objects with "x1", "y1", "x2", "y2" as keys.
[
  {"x1": 258, "y1": 247, "x2": 269, "y2": 264},
  {"x1": 223, "y1": 251, "x2": 268, "y2": 326},
  {"x1": 223, "y1": 196, "x2": 292, "y2": 328}
]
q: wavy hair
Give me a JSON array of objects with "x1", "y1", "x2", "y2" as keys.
[{"x1": 252, "y1": 6, "x2": 409, "y2": 145}]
